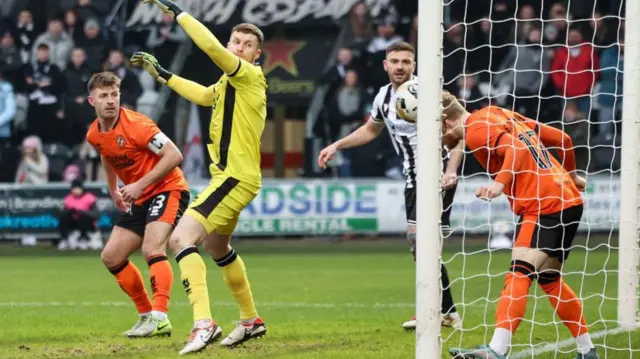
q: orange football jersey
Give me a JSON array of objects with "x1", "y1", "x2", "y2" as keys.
[
  {"x1": 86, "y1": 108, "x2": 188, "y2": 205},
  {"x1": 465, "y1": 106, "x2": 583, "y2": 215}
]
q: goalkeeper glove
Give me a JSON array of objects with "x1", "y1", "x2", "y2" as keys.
[
  {"x1": 130, "y1": 52, "x2": 173, "y2": 85},
  {"x1": 142, "y1": 0, "x2": 183, "y2": 18}
]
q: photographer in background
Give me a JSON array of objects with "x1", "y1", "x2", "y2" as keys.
[{"x1": 57, "y1": 179, "x2": 102, "y2": 250}]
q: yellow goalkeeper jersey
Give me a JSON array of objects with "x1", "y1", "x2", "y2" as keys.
[
  {"x1": 204, "y1": 62, "x2": 267, "y2": 186},
  {"x1": 168, "y1": 13, "x2": 267, "y2": 187}
]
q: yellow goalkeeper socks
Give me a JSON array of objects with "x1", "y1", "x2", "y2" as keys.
[
  {"x1": 175, "y1": 246, "x2": 212, "y2": 322},
  {"x1": 215, "y1": 249, "x2": 258, "y2": 321}
]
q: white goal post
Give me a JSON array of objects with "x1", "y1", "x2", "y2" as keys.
[
  {"x1": 617, "y1": 0, "x2": 640, "y2": 331},
  {"x1": 416, "y1": 0, "x2": 639, "y2": 357},
  {"x1": 415, "y1": 0, "x2": 445, "y2": 356}
]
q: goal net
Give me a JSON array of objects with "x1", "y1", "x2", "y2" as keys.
[{"x1": 416, "y1": 0, "x2": 640, "y2": 357}]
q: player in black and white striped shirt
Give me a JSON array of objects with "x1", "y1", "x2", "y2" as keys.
[{"x1": 318, "y1": 41, "x2": 463, "y2": 330}]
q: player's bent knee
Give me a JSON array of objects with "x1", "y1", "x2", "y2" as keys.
[
  {"x1": 202, "y1": 234, "x2": 232, "y2": 259},
  {"x1": 100, "y1": 248, "x2": 126, "y2": 269},
  {"x1": 168, "y1": 232, "x2": 188, "y2": 256}
]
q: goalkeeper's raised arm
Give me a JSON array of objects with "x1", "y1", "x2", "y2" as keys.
[{"x1": 144, "y1": 0, "x2": 263, "y2": 75}]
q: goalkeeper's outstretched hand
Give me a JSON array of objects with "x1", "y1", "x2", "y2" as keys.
[
  {"x1": 130, "y1": 52, "x2": 172, "y2": 85},
  {"x1": 142, "y1": 0, "x2": 183, "y2": 18}
]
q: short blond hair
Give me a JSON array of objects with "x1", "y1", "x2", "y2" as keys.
[
  {"x1": 441, "y1": 90, "x2": 465, "y2": 121},
  {"x1": 232, "y1": 23, "x2": 264, "y2": 46},
  {"x1": 88, "y1": 71, "x2": 121, "y2": 93}
]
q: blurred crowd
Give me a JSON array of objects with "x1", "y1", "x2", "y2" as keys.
[
  {"x1": 316, "y1": 0, "x2": 624, "y2": 177},
  {"x1": 0, "y1": 0, "x2": 187, "y2": 184},
  {"x1": 0, "y1": 0, "x2": 627, "y2": 184}
]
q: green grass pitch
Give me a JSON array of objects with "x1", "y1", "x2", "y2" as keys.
[{"x1": 0, "y1": 238, "x2": 638, "y2": 359}]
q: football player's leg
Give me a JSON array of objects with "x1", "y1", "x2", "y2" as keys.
[
  {"x1": 198, "y1": 185, "x2": 264, "y2": 347},
  {"x1": 169, "y1": 214, "x2": 212, "y2": 323},
  {"x1": 404, "y1": 218, "x2": 459, "y2": 330},
  {"x1": 131, "y1": 191, "x2": 189, "y2": 337},
  {"x1": 441, "y1": 182, "x2": 457, "y2": 236},
  {"x1": 171, "y1": 180, "x2": 239, "y2": 354},
  {"x1": 170, "y1": 214, "x2": 222, "y2": 355},
  {"x1": 204, "y1": 229, "x2": 258, "y2": 323},
  {"x1": 487, "y1": 217, "x2": 540, "y2": 356},
  {"x1": 100, "y1": 226, "x2": 151, "y2": 335},
  {"x1": 537, "y1": 205, "x2": 594, "y2": 356},
  {"x1": 130, "y1": 220, "x2": 175, "y2": 337}
]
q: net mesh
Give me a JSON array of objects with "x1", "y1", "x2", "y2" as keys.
[{"x1": 438, "y1": 0, "x2": 639, "y2": 357}]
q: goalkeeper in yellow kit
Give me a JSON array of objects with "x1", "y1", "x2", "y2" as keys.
[{"x1": 131, "y1": 0, "x2": 267, "y2": 355}]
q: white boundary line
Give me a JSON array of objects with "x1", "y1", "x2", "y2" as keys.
[
  {"x1": 0, "y1": 301, "x2": 415, "y2": 309},
  {"x1": 510, "y1": 327, "x2": 627, "y2": 358}
]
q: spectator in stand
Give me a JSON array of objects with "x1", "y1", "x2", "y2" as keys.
[
  {"x1": 408, "y1": 15, "x2": 418, "y2": 54},
  {"x1": 467, "y1": 18, "x2": 492, "y2": 82},
  {"x1": 78, "y1": 18, "x2": 110, "y2": 71},
  {"x1": 442, "y1": 22, "x2": 465, "y2": 94},
  {"x1": 57, "y1": 178, "x2": 102, "y2": 251},
  {"x1": 516, "y1": 4, "x2": 536, "y2": 40},
  {"x1": 72, "y1": 0, "x2": 99, "y2": 24},
  {"x1": 0, "y1": 72, "x2": 16, "y2": 182},
  {"x1": 551, "y1": 26, "x2": 599, "y2": 116},
  {"x1": 60, "y1": 0, "x2": 115, "y2": 19},
  {"x1": 11, "y1": 0, "x2": 59, "y2": 32},
  {"x1": 64, "y1": 9, "x2": 85, "y2": 44},
  {"x1": 365, "y1": 15, "x2": 404, "y2": 91},
  {"x1": 15, "y1": 9, "x2": 37, "y2": 65},
  {"x1": 367, "y1": 16, "x2": 403, "y2": 54},
  {"x1": 327, "y1": 69, "x2": 366, "y2": 142},
  {"x1": 146, "y1": 14, "x2": 187, "y2": 65},
  {"x1": 25, "y1": 43, "x2": 63, "y2": 144},
  {"x1": 0, "y1": 0, "x2": 17, "y2": 18},
  {"x1": 562, "y1": 101, "x2": 590, "y2": 172},
  {"x1": 14, "y1": 135, "x2": 48, "y2": 184},
  {"x1": 0, "y1": 30, "x2": 25, "y2": 92},
  {"x1": 345, "y1": 1, "x2": 373, "y2": 51},
  {"x1": 61, "y1": 47, "x2": 94, "y2": 145},
  {"x1": 456, "y1": 73, "x2": 487, "y2": 113},
  {"x1": 319, "y1": 47, "x2": 356, "y2": 102},
  {"x1": 597, "y1": 30, "x2": 624, "y2": 141},
  {"x1": 326, "y1": 69, "x2": 366, "y2": 176},
  {"x1": 495, "y1": 25, "x2": 550, "y2": 118},
  {"x1": 544, "y1": 2, "x2": 569, "y2": 46},
  {"x1": 103, "y1": 49, "x2": 141, "y2": 109},
  {"x1": 486, "y1": 0, "x2": 515, "y2": 69},
  {"x1": 32, "y1": 18, "x2": 74, "y2": 71},
  {"x1": 589, "y1": 11, "x2": 620, "y2": 54}
]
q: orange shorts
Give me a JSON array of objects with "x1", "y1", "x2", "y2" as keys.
[
  {"x1": 116, "y1": 190, "x2": 190, "y2": 237},
  {"x1": 513, "y1": 204, "x2": 583, "y2": 262}
]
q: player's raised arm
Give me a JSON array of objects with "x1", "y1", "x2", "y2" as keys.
[
  {"x1": 130, "y1": 52, "x2": 214, "y2": 107},
  {"x1": 176, "y1": 13, "x2": 239, "y2": 74},
  {"x1": 318, "y1": 120, "x2": 385, "y2": 169},
  {"x1": 143, "y1": 0, "x2": 238, "y2": 74}
]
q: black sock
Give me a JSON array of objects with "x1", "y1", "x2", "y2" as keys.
[{"x1": 441, "y1": 263, "x2": 456, "y2": 314}]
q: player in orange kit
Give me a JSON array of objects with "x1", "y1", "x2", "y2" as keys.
[
  {"x1": 85, "y1": 71, "x2": 189, "y2": 338},
  {"x1": 440, "y1": 92, "x2": 598, "y2": 359}
]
